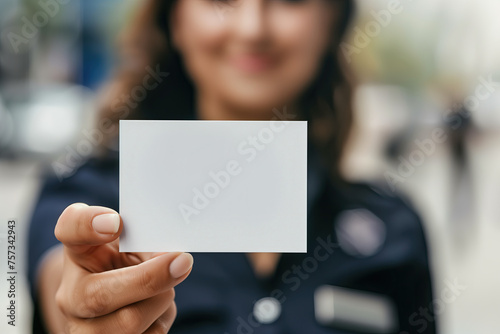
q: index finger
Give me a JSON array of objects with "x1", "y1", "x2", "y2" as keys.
[{"x1": 60, "y1": 252, "x2": 193, "y2": 318}]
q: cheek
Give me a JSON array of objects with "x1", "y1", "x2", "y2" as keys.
[
  {"x1": 174, "y1": 3, "x2": 227, "y2": 84},
  {"x1": 273, "y1": 9, "x2": 333, "y2": 82}
]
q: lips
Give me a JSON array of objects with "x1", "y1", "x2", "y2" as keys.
[{"x1": 231, "y1": 54, "x2": 276, "y2": 73}]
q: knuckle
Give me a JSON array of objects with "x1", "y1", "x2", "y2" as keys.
[
  {"x1": 107, "y1": 273, "x2": 126, "y2": 294},
  {"x1": 150, "y1": 305, "x2": 176, "y2": 334},
  {"x1": 80, "y1": 279, "x2": 111, "y2": 317},
  {"x1": 115, "y1": 307, "x2": 143, "y2": 334},
  {"x1": 150, "y1": 323, "x2": 169, "y2": 334},
  {"x1": 140, "y1": 268, "x2": 163, "y2": 295}
]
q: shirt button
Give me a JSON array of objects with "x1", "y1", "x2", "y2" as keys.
[{"x1": 253, "y1": 297, "x2": 282, "y2": 324}]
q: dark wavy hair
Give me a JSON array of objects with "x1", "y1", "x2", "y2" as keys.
[{"x1": 98, "y1": 0, "x2": 355, "y2": 178}]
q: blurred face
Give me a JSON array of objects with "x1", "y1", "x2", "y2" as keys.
[{"x1": 170, "y1": 0, "x2": 339, "y2": 119}]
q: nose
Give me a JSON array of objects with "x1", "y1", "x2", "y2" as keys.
[{"x1": 232, "y1": 0, "x2": 268, "y2": 44}]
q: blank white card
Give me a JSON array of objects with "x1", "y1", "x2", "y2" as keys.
[{"x1": 119, "y1": 120, "x2": 307, "y2": 253}]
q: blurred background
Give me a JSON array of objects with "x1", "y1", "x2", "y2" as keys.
[{"x1": 1, "y1": 0, "x2": 500, "y2": 333}]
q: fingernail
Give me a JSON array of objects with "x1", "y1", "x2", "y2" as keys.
[
  {"x1": 169, "y1": 253, "x2": 193, "y2": 279},
  {"x1": 92, "y1": 214, "x2": 120, "y2": 235}
]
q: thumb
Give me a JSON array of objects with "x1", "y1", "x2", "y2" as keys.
[{"x1": 55, "y1": 203, "x2": 122, "y2": 255}]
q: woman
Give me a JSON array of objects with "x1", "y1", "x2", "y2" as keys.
[{"x1": 28, "y1": 0, "x2": 435, "y2": 333}]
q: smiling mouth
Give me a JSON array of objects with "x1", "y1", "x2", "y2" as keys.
[{"x1": 231, "y1": 54, "x2": 276, "y2": 73}]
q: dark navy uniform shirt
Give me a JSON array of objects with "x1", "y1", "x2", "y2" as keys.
[{"x1": 28, "y1": 148, "x2": 436, "y2": 334}]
